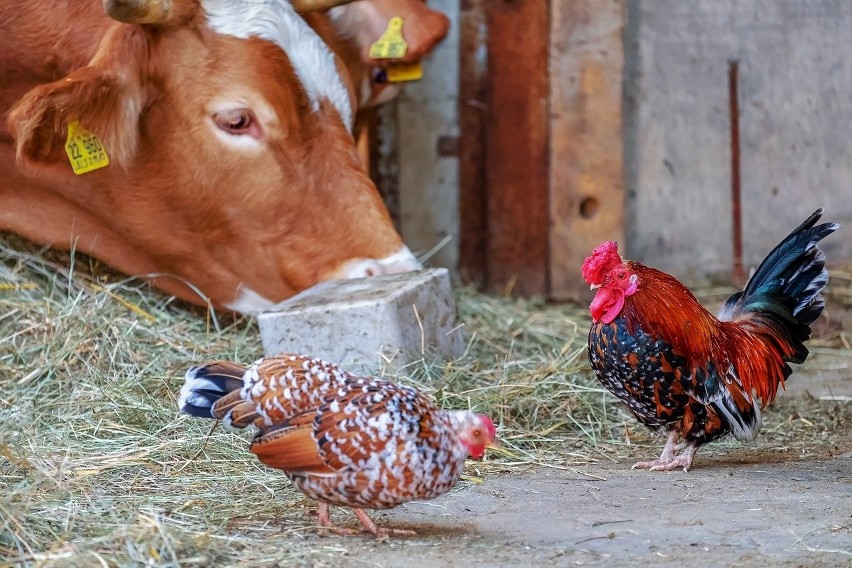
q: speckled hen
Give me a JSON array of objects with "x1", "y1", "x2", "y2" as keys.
[
  {"x1": 582, "y1": 209, "x2": 839, "y2": 472},
  {"x1": 179, "y1": 354, "x2": 497, "y2": 536}
]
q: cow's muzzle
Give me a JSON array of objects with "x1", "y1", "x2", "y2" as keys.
[{"x1": 327, "y1": 246, "x2": 422, "y2": 281}]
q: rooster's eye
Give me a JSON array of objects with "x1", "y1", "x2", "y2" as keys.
[
  {"x1": 473, "y1": 429, "x2": 482, "y2": 438},
  {"x1": 617, "y1": 272, "x2": 626, "y2": 279}
]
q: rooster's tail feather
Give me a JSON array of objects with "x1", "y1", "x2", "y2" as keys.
[{"x1": 719, "y1": 208, "x2": 839, "y2": 355}]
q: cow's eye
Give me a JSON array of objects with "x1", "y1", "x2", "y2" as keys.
[{"x1": 213, "y1": 109, "x2": 255, "y2": 134}]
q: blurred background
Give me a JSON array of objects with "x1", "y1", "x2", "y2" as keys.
[{"x1": 368, "y1": 0, "x2": 852, "y2": 300}]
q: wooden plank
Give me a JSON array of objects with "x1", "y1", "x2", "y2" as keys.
[
  {"x1": 548, "y1": 0, "x2": 626, "y2": 301},
  {"x1": 483, "y1": 0, "x2": 550, "y2": 296},
  {"x1": 458, "y1": 0, "x2": 488, "y2": 285}
]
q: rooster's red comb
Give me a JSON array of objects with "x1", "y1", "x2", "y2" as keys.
[{"x1": 581, "y1": 241, "x2": 623, "y2": 285}]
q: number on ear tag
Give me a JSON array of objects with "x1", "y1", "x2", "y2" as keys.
[{"x1": 65, "y1": 121, "x2": 110, "y2": 175}]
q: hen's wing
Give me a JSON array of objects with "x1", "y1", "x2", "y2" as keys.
[
  {"x1": 211, "y1": 354, "x2": 354, "y2": 428},
  {"x1": 250, "y1": 379, "x2": 438, "y2": 479}
]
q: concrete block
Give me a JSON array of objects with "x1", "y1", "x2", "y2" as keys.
[{"x1": 257, "y1": 268, "x2": 464, "y2": 373}]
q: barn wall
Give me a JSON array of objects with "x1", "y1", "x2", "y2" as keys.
[
  {"x1": 395, "y1": 0, "x2": 460, "y2": 271},
  {"x1": 625, "y1": 0, "x2": 852, "y2": 279}
]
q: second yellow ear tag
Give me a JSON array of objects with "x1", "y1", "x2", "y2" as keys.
[
  {"x1": 369, "y1": 16, "x2": 408, "y2": 59},
  {"x1": 65, "y1": 121, "x2": 110, "y2": 175},
  {"x1": 386, "y1": 62, "x2": 423, "y2": 83}
]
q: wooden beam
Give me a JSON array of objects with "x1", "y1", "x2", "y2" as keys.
[
  {"x1": 483, "y1": 0, "x2": 550, "y2": 296},
  {"x1": 458, "y1": 0, "x2": 488, "y2": 285},
  {"x1": 548, "y1": 0, "x2": 625, "y2": 301},
  {"x1": 459, "y1": 0, "x2": 488, "y2": 284}
]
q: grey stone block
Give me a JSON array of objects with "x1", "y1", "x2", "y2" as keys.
[{"x1": 257, "y1": 268, "x2": 464, "y2": 373}]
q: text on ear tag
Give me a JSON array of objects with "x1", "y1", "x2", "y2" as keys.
[{"x1": 65, "y1": 121, "x2": 110, "y2": 175}]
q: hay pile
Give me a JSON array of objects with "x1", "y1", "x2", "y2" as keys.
[{"x1": 1, "y1": 234, "x2": 849, "y2": 566}]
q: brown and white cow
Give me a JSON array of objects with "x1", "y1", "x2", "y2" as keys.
[{"x1": 0, "y1": 0, "x2": 449, "y2": 314}]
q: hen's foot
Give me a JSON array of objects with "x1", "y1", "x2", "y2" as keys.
[
  {"x1": 354, "y1": 508, "x2": 416, "y2": 538},
  {"x1": 315, "y1": 504, "x2": 415, "y2": 538}
]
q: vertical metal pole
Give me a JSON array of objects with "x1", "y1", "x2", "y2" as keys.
[{"x1": 729, "y1": 60, "x2": 745, "y2": 283}]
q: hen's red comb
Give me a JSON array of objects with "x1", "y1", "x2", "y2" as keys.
[{"x1": 581, "y1": 241, "x2": 623, "y2": 284}]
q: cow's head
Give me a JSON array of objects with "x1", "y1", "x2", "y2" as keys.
[{"x1": 8, "y1": 0, "x2": 438, "y2": 314}]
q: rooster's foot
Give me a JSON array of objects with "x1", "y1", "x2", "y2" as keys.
[{"x1": 632, "y1": 443, "x2": 697, "y2": 473}]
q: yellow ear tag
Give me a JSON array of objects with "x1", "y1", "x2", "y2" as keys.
[
  {"x1": 386, "y1": 62, "x2": 423, "y2": 83},
  {"x1": 65, "y1": 121, "x2": 110, "y2": 175},
  {"x1": 369, "y1": 16, "x2": 408, "y2": 59}
]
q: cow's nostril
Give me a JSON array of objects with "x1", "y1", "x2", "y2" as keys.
[{"x1": 351, "y1": 260, "x2": 384, "y2": 279}]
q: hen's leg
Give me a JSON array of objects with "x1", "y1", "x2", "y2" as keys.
[
  {"x1": 353, "y1": 508, "x2": 416, "y2": 537},
  {"x1": 316, "y1": 502, "x2": 359, "y2": 536},
  {"x1": 316, "y1": 504, "x2": 416, "y2": 537},
  {"x1": 630, "y1": 430, "x2": 698, "y2": 471}
]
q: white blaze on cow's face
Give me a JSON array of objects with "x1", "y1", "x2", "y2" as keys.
[{"x1": 202, "y1": 0, "x2": 353, "y2": 130}]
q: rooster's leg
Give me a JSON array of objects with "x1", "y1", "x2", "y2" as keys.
[
  {"x1": 630, "y1": 430, "x2": 696, "y2": 471},
  {"x1": 648, "y1": 443, "x2": 697, "y2": 473},
  {"x1": 353, "y1": 508, "x2": 416, "y2": 537}
]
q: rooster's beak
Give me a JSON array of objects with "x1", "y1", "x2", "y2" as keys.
[
  {"x1": 486, "y1": 439, "x2": 501, "y2": 450},
  {"x1": 590, "y1": 283, "x2": 601, "y2": 290}
]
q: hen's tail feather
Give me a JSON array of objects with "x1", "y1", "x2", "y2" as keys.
[{"x1": 179, "y1": 362, "x2": 247, "y2": 419}]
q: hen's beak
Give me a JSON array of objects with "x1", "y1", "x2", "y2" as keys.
[
  {"x1": 486, "y1": 439, "x2": 501, "y2": 450},
  {"x1": 590, "y1": 283, "x2": 602, "y2": 290}
]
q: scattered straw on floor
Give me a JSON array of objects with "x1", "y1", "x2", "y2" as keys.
[{"x1": 1, "y1": 234, "x2": 849, "y2": 566}]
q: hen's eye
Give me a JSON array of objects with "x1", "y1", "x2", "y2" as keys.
[
  {"x1": 472, "y1": 429, "x2": 482, "y2": 438},
  {"x1": 213, "y1": 109, "x2": 255, "y2": 134},
  {"x1": 617, "y1": 272, "x2": 626, "y2": 279}
]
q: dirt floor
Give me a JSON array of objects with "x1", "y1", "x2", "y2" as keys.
[
  {"x1": 344, "y1": 456, "x2": 852, "y2": 567},
  {"x1": 242, "y1": 353, "x2": 851, "y2": 568},
  {"x1": 2, "y1": 245, "x2": 850, "y2": 567}
]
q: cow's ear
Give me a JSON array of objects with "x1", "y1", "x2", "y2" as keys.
[
  {"x1": 330, "y1": 1, "x2": 450, "y2": 65},
  {"x1": 7, "y1": 25, "x2": 147, "y2": 174}
]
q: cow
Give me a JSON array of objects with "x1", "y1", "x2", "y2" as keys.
[{"x1": 0, "y1": 0, "x2": 449, "y2": 314}]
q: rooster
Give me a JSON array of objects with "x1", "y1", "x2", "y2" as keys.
[
  {"x1": 178, "y1": 354, "x2": 497, "y2": 536},
  {"x1": 582, "y1": 209, "x2": 839, "y2": 472}
]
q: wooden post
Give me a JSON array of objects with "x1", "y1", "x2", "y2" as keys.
[
  {"x1": 458, "y1": 0, "x2": 488, "y2": 285},
  {"x1": 548, "y1": 0, "x2": 625, "y2": 301},
  {"x1": 458, "y1": 0, "x2": 625, "y2": 298},
  {"x1": 482, "y1": 0, "x2": 550, "y2": 296}
]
